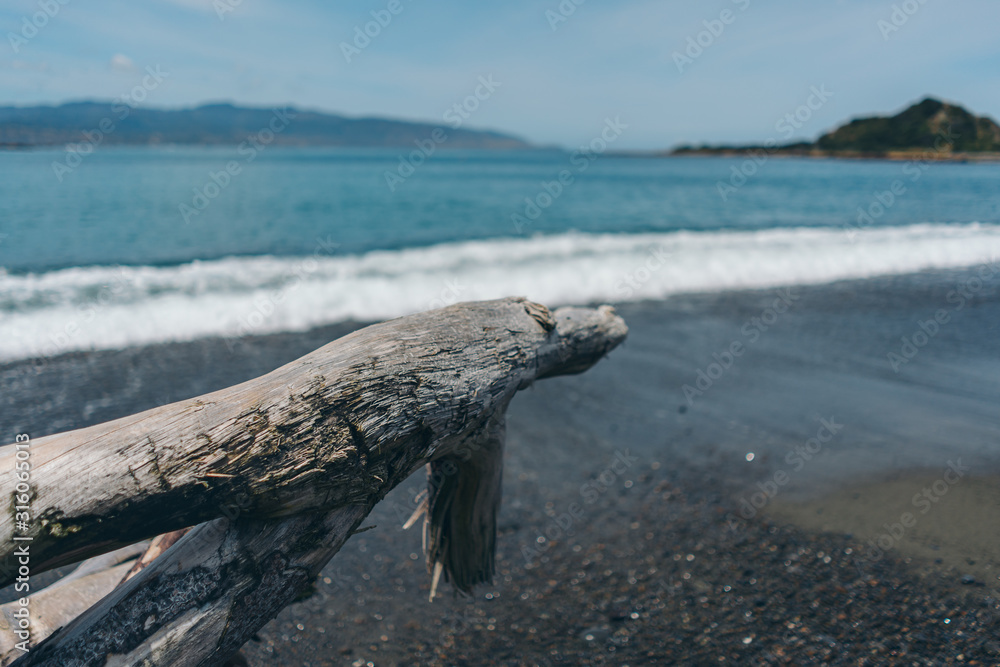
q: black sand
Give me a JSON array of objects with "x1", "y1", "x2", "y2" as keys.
[{"x1": 2, "y1": 268, "x2": 999, "y2": 665}]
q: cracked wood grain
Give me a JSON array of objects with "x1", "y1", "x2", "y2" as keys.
[{"x1": 1, "y1": 298, "x2": 627, "y2": 666}]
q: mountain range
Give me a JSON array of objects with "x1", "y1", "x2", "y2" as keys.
[
  {"x1": 3, "y1": 97, "x2": 999, "y2": 159},
  {"x1": 0, "y1": 101, "x2": 531, "y2": 149}
]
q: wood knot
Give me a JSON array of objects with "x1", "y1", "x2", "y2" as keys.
[{"x1": 523, "y1": 301, "x2": 556, "y2": 332}]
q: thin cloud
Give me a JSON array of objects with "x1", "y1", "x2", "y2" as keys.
[
  {"x1": 1, "y1": 1, "x2": 998, "y2": 149},
  {"x1": 109, "y1": 54, "x2": 136, "y2": 72}
]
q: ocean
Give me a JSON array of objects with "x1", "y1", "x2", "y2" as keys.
[
  {"x1": 2, "y1": 146, "x2": 999, "y2": 361},
  {"x1": 4, "y1": 148, "x2": 1000, "y2": 666}
]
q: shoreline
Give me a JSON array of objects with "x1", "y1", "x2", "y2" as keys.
[
  {"x1": 3, "y1": 268, "x2": 999, "y2": 663},
  {"x1": 609, "y1": 149, "x2": 1000, "y2": 163},
  {"x1": 768, "y1": 472, "x2": 1000, "y2": 590},
  {"x1": 8, "y1": 142, "x2": 1000, "y2": 162}
]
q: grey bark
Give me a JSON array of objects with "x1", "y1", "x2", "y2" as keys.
[
  {"x1": 0, "y1": 298, "x2": 627, "y2": 666},
  {"x1": 0, "y1": 545, "x2": 148, "y2": 665},
  {"x1": 16, "y1": 508, "x2": 368, "y2": 666}
]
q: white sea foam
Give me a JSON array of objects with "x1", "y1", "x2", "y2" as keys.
[{"x1": 1, "y1": 222, "x2": 998, "y2": 362}]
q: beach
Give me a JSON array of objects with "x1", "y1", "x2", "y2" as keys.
[
  {"x1": 3, "y1": 267, "x2": 999, "y2": 665},
  {"x1": 6, "y1": 3, "x2": 1000, "y2": 663}
]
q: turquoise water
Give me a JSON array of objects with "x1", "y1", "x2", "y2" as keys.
[
  {"x1": 2, "y1": 147, "x2": 1000, "y2": 360},
  {"x1": 2, "y1": 147, "x2": 999, "y2": 272}
]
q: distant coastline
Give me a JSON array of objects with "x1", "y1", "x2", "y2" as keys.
[
  {"x1": 636, "y1": 96, "x2": 1000, "y2": 163},
  {"x1": 610, "y1": 147, "x2": 1000, "y2": 163},
  {"x1": 0, "y1": 101, "x2": 531, "y2": 150},
  {"x1": 609, "y1": 97, "x2": 1000, "y2": 163},
  {"x1": 4, "y1": 96, "x2": 1000, "y2": 162}
]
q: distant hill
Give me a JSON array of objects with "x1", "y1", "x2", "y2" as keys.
[
  {"x1": 0, "y1": 102, "x2": 532, "y2": 149},
  {"x1": 672, "y1": 97, "x2": 1000, "y2": 160},
  {"x1": 817, "y1": 98, "x2": 1000, "y2": 153}
]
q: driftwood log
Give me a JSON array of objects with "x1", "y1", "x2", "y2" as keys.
[
  {"x1": 0, "y1": 544, "x2": 149, "y2": 663},
  {"x1": 0, "y1": 298, "x2": 627, "y2": 666}
]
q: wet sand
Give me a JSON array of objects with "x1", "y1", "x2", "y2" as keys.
[
  {"x1": 2, "y1": 267, "x2": 999, "y2": 664},
  {"x1": 768, "y1": 475, "x2": 1000, "y2": 590}
]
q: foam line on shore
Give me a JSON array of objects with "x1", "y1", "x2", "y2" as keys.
[{"x1": 1, "y1": 222, "x2": 998, "y2": 361}]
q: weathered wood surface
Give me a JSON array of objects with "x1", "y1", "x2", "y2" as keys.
[
  {"x1": 119, "y1": 529, "x2": 190, "y2": 584},
  {"x1": 424, "y1": 410, "x2": 506, "y2": 598},
  {"x1": 0, "y1": 298, "x2": 626, "y2": 587},
  {"x1": 0, "y1": 544, "x2": 148, "y2": 665},
  {"x1": 1, "y1": 298, "x2": 626, "y2": 666},
  {"x1": 16, "y1": 508, "x2": 368, "y2": 666}
]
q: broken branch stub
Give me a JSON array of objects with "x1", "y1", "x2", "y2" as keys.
[{"x1": 3, "y1": 298, "x2": 626, "y2": 666}]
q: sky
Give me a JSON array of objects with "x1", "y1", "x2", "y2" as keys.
[{"x1": 1, "y1": 0, "x2": 999, "y2": 150}]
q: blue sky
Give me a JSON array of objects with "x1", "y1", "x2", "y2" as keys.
[{"x1": 2, "y1": 0, "x2": 999, "y2": 149}]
